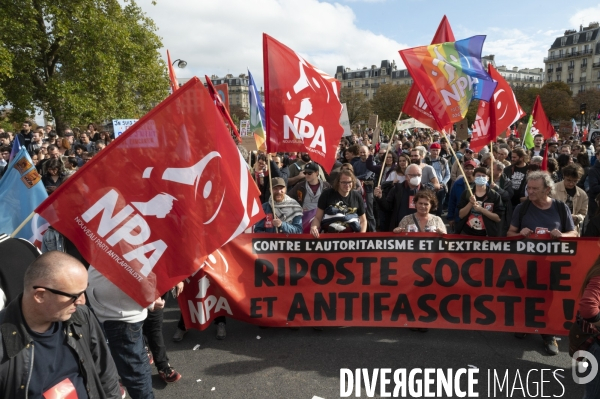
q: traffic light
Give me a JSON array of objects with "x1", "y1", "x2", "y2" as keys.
[{"x1": 580, "y1": 103, "x2": 587, "y2": 114}]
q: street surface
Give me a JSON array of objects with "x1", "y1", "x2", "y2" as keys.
[{"x1": 147, "y1": 298, "x2": 584, "y2": 399}]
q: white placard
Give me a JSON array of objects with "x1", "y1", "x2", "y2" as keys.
[
  {"x1": 240, "y1": 120, "x2": 250, "y2": 136},
  {"x1": 340, "y1": 103, "x2": 351, "y2": 137},
  {"x1": 113, "y1": 119, "x2": 139, "y2": 137}
]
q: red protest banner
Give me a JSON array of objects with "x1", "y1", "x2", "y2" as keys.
[
  {"x1": 35, "y1": 77, "x2": 265, "y2": 307},
  {"x1": 263, "y1": 33, "x2": 343, "y2": 172},
  {"x1": 179, "y1": 233, "x2": 596, "y2": 335}
]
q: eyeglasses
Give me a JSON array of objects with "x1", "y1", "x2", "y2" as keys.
[
  {"x1": 33, "y1": 285, "x2": 87, "y2": 303},
  {"x1": 340, "y1": 181, "x2": 353, "y2": 185},
  {"x1": 563, "y1": 178, "x2": 579, "y2": 184}
]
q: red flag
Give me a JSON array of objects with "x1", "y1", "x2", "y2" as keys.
[
  {"x1": 167, "y1": 50, "x2": 179, "y2": 93},
  {"x1": 470, "y1": 64, "x2": 525, "y2": 152},
  {"x1": 205, "y1": 76, "x2": 242, "y2": 141},
  {"x1": 402, "y1": 16, "x2": 455, "y2": 131},
  {"x1": 35, "y1": 78, "x2": 265, "y2": 306},
  {"x1": 541, "y1": 141, "x2": 549, "y2": 171},
  {"x1": 263, "y1": 33, "x2": 343, "y2": 172},
  {"x1": 214, "y1": 83, "x2": 230, "y2": 111},
  {"x1": 530, "y1": 95, "x2": 556, "y2": 140}
]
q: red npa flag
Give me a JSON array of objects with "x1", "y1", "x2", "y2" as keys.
[
  {"x1": 35, "y1": 78, "x2": 265, "y2": 306},
  {"x1": 167, "y1": 49, "x2": 179, "y2": 93},
  {"x1": 470, "y1": 64, "x2": 525, "y2": 152},
  {"x1": 205, "y1": 76, "x2": 241, "y2": 142},
  {"x1": 530, "y1": 95, "x2": 556, "y2": 140},
  {"x1": 263, "y1": 33, "x2": 343, "y2": 172},
  {"x1": 402, "y1": 15, "x2": 455, "y2": 131}
]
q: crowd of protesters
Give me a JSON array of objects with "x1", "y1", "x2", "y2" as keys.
[{"x1": 2, "y1": 118, "x2": 600, "y2": 398}]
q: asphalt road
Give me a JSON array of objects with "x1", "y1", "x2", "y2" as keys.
[{"x1": 143, "y1": 298, "x2": 585, "y2": 399}]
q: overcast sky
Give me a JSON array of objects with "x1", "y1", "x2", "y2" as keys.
[{"x1": 141, "y1": 0, "x2": 600, "y2": 88}]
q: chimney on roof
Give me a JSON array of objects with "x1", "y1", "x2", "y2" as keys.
[{"x1": 580, "y1": 24, "x2": 583, "y2": 32}]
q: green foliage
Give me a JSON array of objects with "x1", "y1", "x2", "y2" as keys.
[
  {"x1": 539, "y1": 87, "x2": 575, "y2": 121},
  {"x1": 340, "y1": 87, "x2": 371, "y2": 127},
  {"x1": 513, "y1": 86, "x2": 541, "y2": 116},
  {"x1": 574, "y1": 88, "x2": 600, "y2": 122},
  {"x1": 370, "y1": 83, "x2": 410, "y2": 123},
  {"x1": 542, "y1": 81, "x2": 572, "y2": 96},
  {"x1": 0, "y1": 0, "x2": 169, "y2": 133},
  {"x1": 379, "y1": 120, "x2": 394, "y2": 139}
]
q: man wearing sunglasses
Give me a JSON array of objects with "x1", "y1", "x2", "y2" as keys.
[{"x1": 0, "y1": 251, "x2": 120, "y2": 398}]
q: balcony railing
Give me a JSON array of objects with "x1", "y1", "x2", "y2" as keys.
[
  {"x1": 581, "y1": 63, "x2": 588, "y2": 69},
  {"x1": 593, "y1": 62, "x2": 600, "y2": 68},
  {"x1": 371, "y1": 83, "x2": 380, "y2": 88},
  {"x1": 567, "y1": 78, "x2": 574, "y2": 83},
  {"x1": 580, "y1": 77, "x2": 587, "y2": 82},
  {"x1": 556, "y1": 67, "x2": 563, "y2": 72},
  {"x1": 544, "y1": 54, "x2": 565, "y2": 62},
  {"x1": 568, "y1": 65, "x2": 575, "y2": 70},
  {"x1": 566, "y1": 49, "x2": 594, "y2": 57}
]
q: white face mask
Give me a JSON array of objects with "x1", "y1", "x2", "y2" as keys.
[
  {"x1": 474, "y1": 176, "x2": 488, "y2": 186},
  {"x1": 409, "y1": 176, "x2": 421, "y2": 186}
]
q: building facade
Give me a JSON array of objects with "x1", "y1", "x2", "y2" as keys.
[
  {"x1": 336, "y1": 56, "x2": 543, "y2": 98},
  {"x1": 544, "y1": 22, "x2": 600, "y2": 94},
  {"x1": 178, "y1": 74, "x2": 252, "y2": 114}
]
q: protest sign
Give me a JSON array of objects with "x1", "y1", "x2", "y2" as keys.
[
  {"x1": 340, "y1": 104, "x2": 351, "y2": 137},
  {"x1": 368, "y1": 115, "x2": 378, "y2": 130},
  {"x1": 240, "y1": 120, "x2": 250, "y2": 136},
  {"x1": 179, "y1": 233, "x2": 596, "y2": 335},
  {"x1": 456, "y1": 118, "x2": 469, "y2": 140},
  {"x1": 113, "y1": 119, "x2": 138, "y2": 137}
]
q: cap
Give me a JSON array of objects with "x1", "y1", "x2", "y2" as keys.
[
  {"x1": 463, "y1": 160, "x2": 477, "y2": 169},
  {"x1": 429, "y1": 143, "x2": 441, "y2": 150},
  {"x1": 303, "y1": 163, "x2": 319, "y2": 173},
  {"x1": 271, "y1": 177, "x2": 286, "y2": 188},
  {"x1": 465, "y1": 147, "x2": 474, "y2": 153},
  {"x1": 64, "y1": 132, "x2": 74, "y2": 137}
]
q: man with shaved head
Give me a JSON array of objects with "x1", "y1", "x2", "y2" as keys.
[{"x1": 0, "y1": 251, "x2": 120, "y2": 398}]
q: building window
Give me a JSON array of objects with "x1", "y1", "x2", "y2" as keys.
[
  {"x1": 559, "y1": 49, "x2": 564, "y2": 57},
  {"x1": 354, "y1": 90, "x2": 360, "y2": 93},
  {"x1": 574, "y1": 34, "x2": 579, "y2": 44},
  {"x1": 583, "y1": 59, "x2": 588, "y2": 66},
  {"x1": 587, "y1": 32, "x2": 592, "y2": 41},
  {"x1": 381, "y1": 78, "x2": 386, "y2": 83},
  {"x1": 561, "y1": 38, "x2": 566, "y2": 46},
  {"x1": 355, "y1": 81, "x2": 360, "y2": 86},
  {"x1": 347, "y1": 82, "x2": 352, "y2": 88},
  {"x1": 571, "y1": 47, "x2": 577, "y2": 55},
  {"x1": 580, "y1": 85, "x2": 585, "y2": 92}
]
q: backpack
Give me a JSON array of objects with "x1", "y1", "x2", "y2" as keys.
[{"x1": 517, "y1": 198, "x2": 568, "y2": 232}]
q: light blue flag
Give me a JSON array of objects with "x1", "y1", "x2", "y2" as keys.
[
  {"x1": 0, "y1": 147, "x2": 49, "y2": 245},
  {"x1": 248, "y1": 69, "x2": 267, "y2": 151}
]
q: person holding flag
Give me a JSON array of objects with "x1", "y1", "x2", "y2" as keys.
[{"x1": 254, "y1": 177, "x2": 303, "y2": 234}]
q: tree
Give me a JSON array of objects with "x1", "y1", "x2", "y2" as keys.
[
  {"x1": 0, "y1": 46, "x2": 12, "y2": 104},
  {"x1": 513, "y1": 86, "x2": 541, "y2": 116},
  {"x1": 542, "y1": 81, "x2": 573, "y2": 96},
  {"x1": 370, "y1": 83, "x2": 410, "y2": 122},
  {"x1": 539, "y1": 87, "x2": 575, "y2": 122},
  {"x1": 574, "y1": 88, "x2": 600, "y2": 125},
  {"x1": 229, "y1": 105, "x2": 248, "y2": 122},
  {"x1": 340, "y1": 87, "x2": 371, "y2": 127},
  {"x1": 0, "y1": 0, "x2": 169, "y2": 133}
]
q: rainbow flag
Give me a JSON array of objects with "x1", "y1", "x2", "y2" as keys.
[
  {"x1": 399, "y1": 36, "x2": 497, "y2": 130},
  {"x1": 248, "y1": 70, "x2": 267, "y2": 152}
]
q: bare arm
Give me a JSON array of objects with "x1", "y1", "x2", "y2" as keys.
[
  {"x1": 359, "y1": 214, "x2": 368, "y2": 233},
  {"x1": 310, "y1": 208, "x2": 325, "y2": 238}
]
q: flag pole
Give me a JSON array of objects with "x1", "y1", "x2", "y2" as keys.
[
  {"x1": 441, "y1": 129, "x2": 473, "y2": 197},
  {"x1": 489, "y1": 141, "x2": 494, "y2": 187},
  {"x1": 11, "y1": 211, "x2": 36, "y2": 238},
  {"x1": 377, "y1": 111, "x2": 402, "y2": 187},
  {"x1": 267, "y1": 153, "x2": 278, "y2": 233}
]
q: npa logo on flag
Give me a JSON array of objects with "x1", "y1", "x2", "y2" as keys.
[
  {"x1": 36, "y1": 78, "x2": 264, "y2": 306},
  {"x1": 399, "y1": 36, "x2": 497, "y2": 129},
  {"x1": 264, "y1": 33, "x2": 343, "y2": 172}
]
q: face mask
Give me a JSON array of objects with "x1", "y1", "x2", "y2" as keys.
[
  {"x1": 409, "y1": 176, "x2": 421, "y2": 186},
  {"x1": 475, "y1": 176, "x2": 488, "y2": 186}
]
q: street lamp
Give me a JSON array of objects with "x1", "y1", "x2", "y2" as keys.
[{"x1": 172, "y1": 59, "x2": 187, "y2": 69}]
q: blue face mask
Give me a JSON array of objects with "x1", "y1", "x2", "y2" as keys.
[{"x1": 474, "y1": 176, "x2": 488, "y2": 186}]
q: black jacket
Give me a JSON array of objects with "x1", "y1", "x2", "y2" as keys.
[
  {"x1": 0, "y1": 295, "x2": 121, "y2": 399},
  {"x1": 455, "y1": 184, "x2": 505, "y2": 237}
]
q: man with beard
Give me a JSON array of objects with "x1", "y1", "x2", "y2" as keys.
[
  {"x1": 289, "y1": 162, "x2": 331, "y2": 211},
  {"x1": 351, "y1": 145, "x2": 377, "y2": 231},
  {"x1": 287, "y1": 152, "x2": 312, "y2": 188},
  {"x1": 27, "y1": 128, "x2": 44, "y2": 154},
  {"x1": 529, "y1": 134, "x2": 544, "y2": 158},
  {"x1": 254, "y1": 178, "x2": 303, "y2": 234},
  {"x1": 505, "y1": 147, "x2": 529, "y2": 207},
  {"x1": 78, "y1": 132, "x2": 94, "y2": 152},
  {"x1": 16, "y1": 121, "x2": 34, "y2": 148}
]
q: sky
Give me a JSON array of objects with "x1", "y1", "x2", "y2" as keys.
[{"x1": 138, "y1": 0, "x2": 600, "y2": 89}]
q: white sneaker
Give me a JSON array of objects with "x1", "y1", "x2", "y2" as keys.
[{"x1": 172, "y1": 328, "x2": 188, "y2": 342}]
